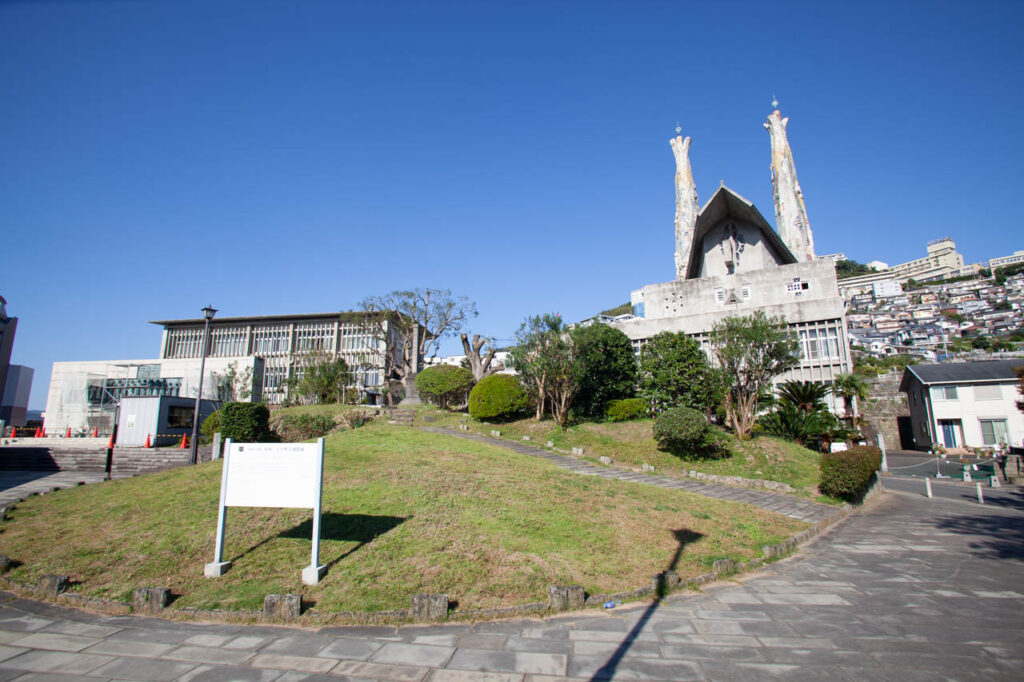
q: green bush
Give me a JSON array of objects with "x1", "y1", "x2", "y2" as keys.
[
  {"x1": 819, "y1": 446, "x2": 882, "y2": 500},
  {"x1": 571, "y1": 323, "x2": 638, "y2": 418},
  {"x1": 468, "y1": 374, "x2": 531, "y2": 422},
  {"x1": 653, "y1": 406, "x2": 724, "y2": 458},
  {"x1": 605, "y1": 398, "x2": 648, "y2": 422},
  {"x1": 219, "y1": 402, "x2": 274, "y2": 442},
  {"x1": 200, "y1": 409, "x2": 221, "y2": 444},
  {"x1": 269, "y1": 412, "x2": 336, "y2": 442},
  {"x1": 415, "y1": 365, "x2": 476, "y2": 410}
]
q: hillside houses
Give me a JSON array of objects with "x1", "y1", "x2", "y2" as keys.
[{"x1": 846, "y1": 273, "x2": 1024, "y2": 360}]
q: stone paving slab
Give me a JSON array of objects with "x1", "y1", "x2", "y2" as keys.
[
  {"x1": 419, "y1": 427, "x2": 837, "y2": 523},
  {"x1": 2, "y1": 489, "x2": 1024, "y2": 679},
  {"x1": 0, "y1": 471, "x2": 107, "y2": 508}
]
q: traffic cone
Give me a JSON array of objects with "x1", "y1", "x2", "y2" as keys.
[
  {"x1": 10, "y1": 427, "x2": 16, "y2": 438},
  {"x1": 41, "y1": 427, "x2": 46, "y2": 437},
  {"x1": 65, "y1": 427, "x2": 71, "y2": 438},
  {"x1": 179, "y1": 434, "x2": 188, "y2": 449},
  {"x1": 144, "y1": 433, "x2": 151, "y2": 448},
  {"x1": 34, "y1": 427, "x2": 41, "y2": 438},
  {"x1": 93, "y1": 427, "x2": 99, "y2": 438},
  {"x1": 107, "y1": 432, "x2": 115, "y2": 448}
]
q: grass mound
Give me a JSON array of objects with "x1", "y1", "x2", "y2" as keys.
[{"x1": 0, "y1": 423, "x2": 803, "y2": 613}]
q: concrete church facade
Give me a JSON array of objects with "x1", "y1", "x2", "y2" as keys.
[{"x1": 612, "y1": 106, "x2": 852, "y2": 399}]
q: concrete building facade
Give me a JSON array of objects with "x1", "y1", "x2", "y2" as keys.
[{"x1": 611, "y1": 108, "x2": 852, "y2": 403}]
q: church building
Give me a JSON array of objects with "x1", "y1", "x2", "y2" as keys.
[{"x1": 611, "y1": 105, "x2": 852, "y2": 401}]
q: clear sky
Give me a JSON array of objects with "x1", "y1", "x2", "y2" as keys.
[{"x1": 3, "y1": 0, "x2": 1022, "y2": 410}]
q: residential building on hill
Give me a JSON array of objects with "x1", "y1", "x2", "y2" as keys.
[{"x1": 899, "y1": 360, "x2": 1024, "y2": 450}]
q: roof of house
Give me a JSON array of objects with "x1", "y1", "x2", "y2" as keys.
[{"x1": 899, "y1": 359, "x2": 1024, "y2": 391}]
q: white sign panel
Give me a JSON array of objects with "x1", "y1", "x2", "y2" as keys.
[{"x1": 223, "y1": 442, "x2": 322, "y2": 509}]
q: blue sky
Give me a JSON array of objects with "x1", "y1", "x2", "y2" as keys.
[{"x1": 3, "y1": 0, "x2": 1022, "y2": 410}]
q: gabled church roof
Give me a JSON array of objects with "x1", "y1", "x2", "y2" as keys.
[{"x1": 683, "y1": 185, "x2": 798, "y2": 279}]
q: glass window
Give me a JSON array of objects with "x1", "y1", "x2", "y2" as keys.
[
  {"x1": 934, "y1": 385, "x2": 958, "y2": 400},
  {"x1": 980, "y1": 419, "x2": 1008, "y2": 446},
  {"x1": 974, "y1": 385, "x2": 1002, "y2": 401},
  {"x1": 167, "y1": 406, "x2": 194, "y2": 429}
]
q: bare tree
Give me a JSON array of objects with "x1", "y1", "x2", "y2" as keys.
[
  {"x1": 359, "y1": 289, "x2": 477, "y2": 402},
  {"x1": 461, "y1": 333, "x2": 504, "y2": 380}
]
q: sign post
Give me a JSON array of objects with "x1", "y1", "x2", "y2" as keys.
[{"x1": 205, "y1": 437, "x2": 327, "y2": 585}]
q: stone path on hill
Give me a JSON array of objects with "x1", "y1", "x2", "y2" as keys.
[
  {"x1": 0, "y1": 471, "x2": 108, "y2": 509},
  {"x1": 420, "y1": 426, "x2": 837, "y2": 524},
  {"x1": 0, "y1": 490, "x2": 1021, "y2": 680}
]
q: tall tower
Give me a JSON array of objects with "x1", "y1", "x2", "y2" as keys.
[
  {"x1": 764, "y1": 102, "x2": 815, "y2": 261},
  {"x1": 670, "y1": 129, "x2": 699, "y2": 279}
]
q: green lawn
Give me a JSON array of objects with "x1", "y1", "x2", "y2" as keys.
[
  {"x1": 419, "y1": 407, "x2": 825, "y2": 496},
  {"x1": 1, "y1": 422, "x2": 804, "y2": 614}
]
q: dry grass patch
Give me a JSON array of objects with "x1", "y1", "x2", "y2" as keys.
[{"x1": 1, "y1": 423, "x2": 804, "y2": 613}]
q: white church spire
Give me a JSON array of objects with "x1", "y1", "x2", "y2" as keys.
[
  {"x1": 670, "y1": 127, "x2": 699, "y2": 279},
  {"x1": 764, "y1": 101, "x2": 815, "y2": 261}
]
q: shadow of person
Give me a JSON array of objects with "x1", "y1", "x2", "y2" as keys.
[{"x1": 591, "y1": 528, "x2": 703, "y2": 681}]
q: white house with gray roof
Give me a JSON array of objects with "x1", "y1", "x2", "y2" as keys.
[{"x1": 899, "y1": 360, "x2": 1024, "y2": 451}]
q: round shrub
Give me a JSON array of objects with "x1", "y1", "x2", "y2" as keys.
[
  {"x1": 653, "y1": 406, "x2": 711, "y2": 456},
  {"x1": 415, "y1": 365, "x2": 476, "y2": 410},
  {"x1": 200, "y1": 409, "x2": 221, "y2": 444},
  {"x1": 468, "y1": 374, "x2": 530, "y2": 422},
  {"x1": 819, "y1": 446, "x2": 882, "y2": 500},
  {"x1": 219, "y1": 402, "x2": 274, "y2": 442},
  {"x1": 605, "y1": 398, "x2": 648, "y2": 422}
]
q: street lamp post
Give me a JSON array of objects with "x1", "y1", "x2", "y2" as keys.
[{"x1": 190, "y1": 305, "x2": 217, "y2": 465}]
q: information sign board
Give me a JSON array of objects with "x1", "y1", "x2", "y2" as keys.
[{"x1": 204, "y1": 438, "x2": 326, "y2": 585}]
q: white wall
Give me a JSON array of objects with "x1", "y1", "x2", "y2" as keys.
[{"x1": 928, "y1": 382, "x2": 1024, "y2": 448}]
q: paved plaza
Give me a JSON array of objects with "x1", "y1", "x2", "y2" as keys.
[{"x1": 0, "y1": 486, "x2": 1021, "y2": 680}]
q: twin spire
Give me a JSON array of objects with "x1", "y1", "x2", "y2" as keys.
[{"x1": 672, "y1": 102, "x2": 816, "y2": 279}]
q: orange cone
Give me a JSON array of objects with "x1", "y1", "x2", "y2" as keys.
[
  {"x1": 34, "y1": 427, "x2": 41, "y2": 438},
  {"x1": 10, "y1": 427, "x2": 16, "y2": 438},
  {"x1": 65, "y1": 427, "x2": 71, "y2": 438},
  {"x1": 41, "y1": 427, "x2": 46, "y2": 437},
  {"x1": 93, "y1": 427, "x2": 99, "y2": 438},
  {"x1": 107, "y1": 432, "x2": 115, "y2": 448},
  {"x1": 179, "y1": 434, "x2": 188, "y2": 449},
  {"x1": 144, "y1": 433, "x2": 151, "y2": 448}
]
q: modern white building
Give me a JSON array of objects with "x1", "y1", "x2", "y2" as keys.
[
  {"x1": 44, "y1": 311, "x2": 422, "y2": 433},
  {"x1": 611, "y1": 107, "x2": 852, "y2": 403},
  {"x1": 900, "y1": 360, "x2": 1024, "y2": 450},
  {"x1": 838, "y1": 238, "x2": 967, "y2": 297}
]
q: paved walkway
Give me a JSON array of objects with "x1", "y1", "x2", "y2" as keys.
[
  {"x1": 421, "y1": 427, "x2": 836, "y2": 524},
  {"x1": 0, "y1": 471, "x2": 108, "y2": 509},
  {"x1": 0, "y1": 489, "x2": 1021, "y2": 680}
]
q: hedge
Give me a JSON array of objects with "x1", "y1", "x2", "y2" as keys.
[
  {"x1": 219, "y1": 402, "x2": 274, "y2": 442},
  {"x1": 819, "y1": 446, "x2": 882, "y2": 500},
  {"x1": 415, "y1": 365, "x2": 476, "y2": 410},
  {"x1": 269, "y1": 412, "x2": 336, "y2": 442},
  {"x1": 468, "y1": 374, "x2": 531, "y2": 422},
  {"x1": 605, "y1": 398, "x2": 648, "y2": 422}
]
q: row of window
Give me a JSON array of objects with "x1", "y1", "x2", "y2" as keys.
[
  {"x1": 932, "y1": 384, "x2": 1003, "y2": 401},
  {"x1": 166, "y1": 322, "x2": 383, "y2": 359}
]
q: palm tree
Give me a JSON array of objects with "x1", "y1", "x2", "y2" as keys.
[
  {"x1": 833, "y1": 373, "x2": 869, "y2": 421},
  {"x1": 775, "y1": 380, "x2": 830, "y2": 414}
]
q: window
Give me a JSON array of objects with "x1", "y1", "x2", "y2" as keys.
[
  {"x1": 974, "y1": 385, "x2": 1002, "y2": 401},
  {"x1": 980, "y1": 419, "x2": 1009, "y2": 446},
  {"x1": 715, "y1": 289, "x2": 725, "y2": 303},
  {"x1": 741, "y1": 285, "x2": 751, "y2": 300},
  {"x1": 167, "y1": 406, "x2": 194, "y2": 429},
  {"x1": 934, "y1": 385, "x2": 958, "y2": 400}
]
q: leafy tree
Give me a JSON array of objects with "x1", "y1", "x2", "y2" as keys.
[
  {"x1": 570, "y1": 323, "x2": 638, "y2": 419},
  {"x1": 286, "y1": 352, "x2": 349, "y2": 405},
  {"x1": 709, "y1": 312, "x2": 800, "y2": 439},
  {"x1": 460, "y1": 333, "x2": 504, "y2": 380},
  {"x1": 508, "y1": 314, "x2": 565, "y2": 420},
  {"x1": 211, "y1": 361, "x2": 253, "y2": 402},
  {"x1": 415, "y1": 364, "x2": 475, "y2": 410},
  {"x1": 507, "y1": 314, "x2": 580, "y2": 429},
  {"x1": 638, "y1": 332, "x2": 723, "y2": 414},
  {"x1": 359, "y1": 289, "x2": 477, "y2": 403},
  {"x1": 833, "y1": 259, "x2": 873, "y2": 279},
  {"x1": 833, "y1": 372, "x2": 869, "y2": 420}
]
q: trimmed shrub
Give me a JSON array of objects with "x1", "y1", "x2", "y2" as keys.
[
  {"x1": 269, "y1": 412, "x2": 336, "y2": 442},
  {"x1": 219, "y1": 402, "x2": 274, "y2": 442},
  {"x1": 468, "y1": 374, "x2": 531, "y2": 422},
  {"x1": 415, "y1": 365, "x2": 476, "y2": 410},
  {"x1": 605, "y1": 398, "x2": 648, "y2": 422},
  {"x1": 200, "y1": 409, "x2": 220, "y2": 444},
  {"x1": 819, "y1": 446, "x2": 882, "y2": 500},
  {"x1": 653, "y1": 406, "x2": 726, "y2": 458}
]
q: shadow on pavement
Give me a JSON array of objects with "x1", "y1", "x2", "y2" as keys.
[
  {"x1": 590, "y1": 528, "x2": 702, "y2": 681},
  {"x1": 935, "y1": 508, "x2": 1024, "y2": 560}
]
